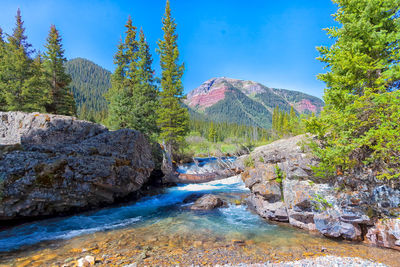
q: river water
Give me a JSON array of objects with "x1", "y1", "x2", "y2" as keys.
[{"x1": 0, "y1": 158, "x2": 399, "y2": 266}]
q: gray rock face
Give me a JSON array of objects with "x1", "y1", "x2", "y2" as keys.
[
  {"x1": 0, "y1": 112, "x2": 155, "y2": 221},
  {"x1": 190, "y1": 194, "x2": 225, "y2": 210},
  {"x1": 241, "y1": 135, "x2": 400, "y2": 248}
]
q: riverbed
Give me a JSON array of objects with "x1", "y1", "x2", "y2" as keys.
[{"x1": 0, "y1": 159, "x2": 399, "y2": 266}]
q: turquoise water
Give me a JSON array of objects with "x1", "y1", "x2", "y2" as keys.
[{"x1": 0, "y1": 158, "x2": 300, "y2": 253}]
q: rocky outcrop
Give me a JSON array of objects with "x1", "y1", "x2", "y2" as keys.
[
  {"x1": 190, "y1": 194, "x2": 225, "y2": 210},
  {"x1": 240, "y1": 135, "x2": 400, "y2": 250},
  {"x1": 0, "y1": 112, "x2": 155, "y2": 221}
]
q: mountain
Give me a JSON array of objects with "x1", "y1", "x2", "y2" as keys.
[
  {"x1": 65, "y1": 58, "x2": 111, "y2": 122},
  {"x1": 185, "y1": 77, "x2": 324, "y2": 128}
]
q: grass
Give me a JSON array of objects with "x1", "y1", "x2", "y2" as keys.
[{"x1": 185, "y1": 137, "x2": 271, "y2": 157}]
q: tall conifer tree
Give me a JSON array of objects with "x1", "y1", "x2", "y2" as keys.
[
  {"x1": 157, "y1": 0, "x2": 189, "y2": 155},
  {"x1": 23, "y1": 53, "x2": 50, "y2": 112},
  {"x1": 0, "y1": 27, "x2": 5, "y2": 109},
  {"x1": 1, "y1": 9, "x2": 33, "y2": 111},
  {"x1": 106, "y1": 17, "x2": 138, "y2": 129},
  {"x1": 132, "y1": 28, "x2": 159, "y2": 137},
  {"x1": 43, "y1": 25, "x2": 75, "y2": 115}
]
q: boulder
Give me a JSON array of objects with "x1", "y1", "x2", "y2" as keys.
[
  {"x1": 314, "y1": 210, "x2": 362, "y2": 240},
  {"x1": 365, "y1": 218, "x2": 400, "y2": 251},
  {"x1": 0, "y1": 112, "x2": 155, "y2": 221},
  {"x1": 190, "y1": 194, "x2": 224, "y2": 210},
  {"x1": 248, "y1": 194, "x2": 288, "y2": 222}
]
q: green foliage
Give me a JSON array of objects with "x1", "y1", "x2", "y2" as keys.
[
  {"x1": 272, "y1": 105, "x2": 308, "y2": 137},
  {"x1": 208, "y1": 122, "x2": 217, "y2": 142},
  {"x1": 156, "y1": 0, "x2": 189, "y2": 154},
  {"x1": 0, "y1": 10, "x2": 75, "y2": 116},
  {"x1": 43, "y1": 25, "x2": 75, "y2": 116},
  {"x1": 205, "y1": 89, "x2": 272, "y2": 128},
  {"x1": 189, "y1": 118, "x2": 271, "y2": 144},
  {"x1": 308, "y1": 0, "x2": 400, "y2": 180},
  {"x1": 244, "y1": 155, "x2": 255, "y2": 168},
  {"x1": 0, "y1": 9, "x2": 37, "y2": 112},
  {"x1": 64, "y1": 58, "x2": 111, "y2": 123},
  {"x1": 106, "y1": 17, "x2": 158, "y2": 139},
  {"x1": 311, "y1": 193, "x2": 333, "y2": 211},
  {"x1": 274, "y1": 164, "x2": 284, "y2": 184}
]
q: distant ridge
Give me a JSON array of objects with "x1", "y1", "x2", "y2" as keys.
[{"x1": 185, "y1": 77, "x2": 324, "y2": 128}]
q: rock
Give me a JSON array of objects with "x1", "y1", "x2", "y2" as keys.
[
  {"x1": 84, "y1": 256, "x2": 95, "y2": 265},
  {"x1": 0, "y1": 112, "x2": 155, "y2": 221},
  {"x1": 248, "y1": 194, "x2": 288, "y2": 222},
  {"x1": 190, "y1": 194, "x2": 224, "y2": 210},
  {"x1": 240, "y1": 135, "x2": 397, "y2": 244},
  {"x1": 77, "y1": 256, "x2": 94, "y2": 267},
  {"x1": 314, "y1": 210, "x2": 362, "y2": 240},
  {"x1": 365, "y1": 218, "x2": 400, "y2": 251},
  {"x1": 193, "y1": 241, "x2": 203, "y2": 248}
]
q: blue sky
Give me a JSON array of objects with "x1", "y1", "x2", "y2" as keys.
[{"x1": 0, "y1": 0, "x2": 337, "y2": 98}]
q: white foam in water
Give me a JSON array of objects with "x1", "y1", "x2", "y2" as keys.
[
  {"x1": 56, "y1": 217, "x2": 141, "y2": 240},
  {"x1": 173, "y1": 175, "x2": 248, "y2": 192}
]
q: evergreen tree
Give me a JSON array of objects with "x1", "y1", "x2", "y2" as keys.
[
  {"x1": 128, "y1": 28, "x2": 159, "y2": 137},
  {"x1": 0, "y1": 27, "x2": 6, "y2": 109},
  {"x1": 43, "y1": 25, "x2": 75, "y2": 115},
  {"x1": 307, "y1": 0, "x2": 400, "y2": 179},
  {"x1": 157, "y1": 0, "x2": 189, "y2": 155},
  {"x1": 106, "y1": 17, "x2": 159, "y2": 137},
  {"x1": 106, "y1": 36, "x2": 131, "y2": 129},
  {"x1": 289, "y1": 106, "x2": 297, "y2": 134},
  {"x1": 0, "y1": 9, "x2": 33, "y2": 111},
  {"x1": 208, "y1": 122, "x2": 217, "y2": 142},
  {"x1": 272, "y1": 105, "x2": 279, "y2": 133},
  {"x1": 22, "y1": 53, "x2": 50, "y2": 112}
]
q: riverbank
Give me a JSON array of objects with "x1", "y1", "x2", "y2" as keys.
[
  {"x1": 0, "y1": 176, "x2": 399, "y2": 266},
  {"x1": 0, "y1": 221, "x2": 397, "y2": 266}
]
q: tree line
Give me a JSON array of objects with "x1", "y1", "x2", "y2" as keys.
[
  {"x1": 272, "y1": 105, "x2": 308, "y2": 137},
  {"x1": 189, "y1": 119, "x2": 270, "y2": 144},
  {"x1": 0, "y1": 9, "x2": 75, "y2": 116}
]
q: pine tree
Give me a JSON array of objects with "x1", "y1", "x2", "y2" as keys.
[
  {"x1": 0, "y1": 27, "x2": 6, "y2": 109},
  {"x1": 157, "y1": 0, "x2": 189, "y2": 155},
  {"x1": 43, "y1": 25, "x2": 75, "y2": 115},
  {"x1": 289, "y1": 106, "x2": 297, "y2": 134},
  {"x1": 22, "y1": 53, "x2": 50, "y2": 112},
  {"x1": 106, "y1": 35, "x2": 130, "y2": 129},
  {"x1": 106, "y1": 17, "x2": 159, "y2": 137},
  {"x1": 272, "y1": 105, "x2": 279, "y2": 133},
  {"x1": 307, "y1": 0, "x2": 400, "y2": 179},
  {"x1": 131, "y1": 28, "x2": 159, "y2": 137},
  {"x1": 107, "y1": 17, "x2": 138, "y2": 129},
  {"x1": 208, "y1": 122, "x2": 217, "y2": 142},
  {"x1": 1, "y1": 9, "x2": 33, "y2": 111}
]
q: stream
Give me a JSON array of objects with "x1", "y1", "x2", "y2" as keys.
[{"x1": 0, "y1": 158, "x2": 398, "y2": 266}]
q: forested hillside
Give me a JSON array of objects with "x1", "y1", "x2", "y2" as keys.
[
  {"x1": 186, "y1": 77, "x2": 324, "y2": 128},
  {"x1": 65, "y1": 58, "x2": 111, "y2": 122}
]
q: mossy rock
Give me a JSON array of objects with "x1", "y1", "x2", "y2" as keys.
[
  {"x1": 0, "y1": 144, "x2": 23, "y2": 154},
  {"x1": 34, "y1": 159, "x2": 68, "y2": 187}
]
